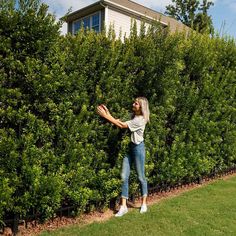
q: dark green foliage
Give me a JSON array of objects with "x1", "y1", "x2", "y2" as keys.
[
  {"x1": 0, "y1": 0, "x2": 235, "y2": 224},
  {"x1": 0, "y1": 0, "x2": 63, "y2": 222}
]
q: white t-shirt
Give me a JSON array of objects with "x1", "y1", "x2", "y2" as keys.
[{"x1": 125, "y1": 116, "x2": 146, "y2": 144}]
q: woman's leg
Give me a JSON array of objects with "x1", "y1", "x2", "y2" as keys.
[
  {"x1": 134, "y1": 142, "x2": 148, "y2": 206},
  {"x1": 121, "y1": 197, "x2": 127, "y2": 207},
  {"x1": 115, "y1": 153, "x2": 132, "y2": 217},
  {"x1": 121, "y1": 154, "x2": 132, "y2": 204},
  {"x1": 142, "y1": 196, "x2": 147, "y2": 205}
]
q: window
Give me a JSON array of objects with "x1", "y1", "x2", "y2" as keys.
[
  {"x1": 73, "y1": 12, "x2": 101, "y2": 34},
  {"x1": 74, "y1": 21, "x2": 81, "y2": 33},
  {"x1": 83, "y1": 17, "x2": 90, "y2": 29},
  {"x1": 92, "y1": 13, "x2": 100, "y2": 32}
]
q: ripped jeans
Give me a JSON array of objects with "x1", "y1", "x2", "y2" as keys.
[{"x1": 121, "y1": 141, "x2": 148, "y2": 199}]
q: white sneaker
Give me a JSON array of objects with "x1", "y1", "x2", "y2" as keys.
[
  {"x1": 140, "y1": 204, "x2": 147, "y2": 213},
  {"x1": 115, "y1": 206, "x2": 128, "y2": 217}
]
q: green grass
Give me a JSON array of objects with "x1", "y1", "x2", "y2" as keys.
[{"x1": 40, "y1": 176, "x2": 236, "y2": 236}]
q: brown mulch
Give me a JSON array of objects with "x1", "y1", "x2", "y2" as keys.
[{"x1": 10, "y1": 172, "x2": 235, "y2": 236}]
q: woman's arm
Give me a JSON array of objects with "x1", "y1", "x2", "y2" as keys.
[{"x1": 97, "y1": 105, "x2": 128, "y2": 129}]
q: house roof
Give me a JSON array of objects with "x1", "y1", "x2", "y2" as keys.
[{"x1": 65, "y1": 0, "x2": 188, "y2": 33}]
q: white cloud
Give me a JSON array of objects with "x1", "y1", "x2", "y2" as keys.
[
  {"x1": 43, "y1": 0, "x2": 220, "y2": 19},
  {"x1": 43, "y1": 0, "x2": 95, "y2": 17},
  {"x1": 42, "y1": 0, "x2": 176, "y2": 18},
  {"x1": 42, "y1": 0, "x2": 97, "y2": 35}
]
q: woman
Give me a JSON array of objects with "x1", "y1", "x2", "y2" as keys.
[{"x1": 97, "y1": 97, "x2": 150, "y2": 217}]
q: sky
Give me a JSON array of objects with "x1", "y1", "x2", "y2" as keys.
[{"x1": 42, "y1": 0, "x2": 236, "y2": 39}]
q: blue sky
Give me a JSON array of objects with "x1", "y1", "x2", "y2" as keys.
[{"x1": 42, "y1": 0, "x2": 236, "y2": 39}]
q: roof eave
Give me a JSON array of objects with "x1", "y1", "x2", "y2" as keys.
[{"x1": 65, "y1": 1, "x2": 105, "y2": 23}]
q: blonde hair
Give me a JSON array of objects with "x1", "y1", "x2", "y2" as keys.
[{"x1": 136, "y1": 97, "x2": 150, "y2": 123}]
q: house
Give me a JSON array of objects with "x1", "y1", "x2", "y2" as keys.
[{"x1": 65, "y1": 0, "x2": 189, "y2": 38}]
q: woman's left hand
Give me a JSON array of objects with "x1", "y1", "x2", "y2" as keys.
[
  {"x1": 97, "y1": 104, "x2": 110, "y2": 118},
  {"x1": 96, "y1": 105, "x2": 127, "y2": 128}
]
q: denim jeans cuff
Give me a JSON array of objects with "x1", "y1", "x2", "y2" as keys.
[{"x1": 121, "y1": 195, "x2": 129, "y2": 199}]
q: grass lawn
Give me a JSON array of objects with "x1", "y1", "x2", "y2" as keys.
[{"x1": 40, "y1": 175, "x2": 236, "y2": 236}]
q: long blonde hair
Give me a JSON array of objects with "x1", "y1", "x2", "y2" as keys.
[{"x1": 136, "y1": 97, "x2": 150, "y2": 123}]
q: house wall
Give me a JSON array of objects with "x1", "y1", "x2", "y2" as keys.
[{"x1": 107, "y1": 7, "x2": 150, "y2": 39}]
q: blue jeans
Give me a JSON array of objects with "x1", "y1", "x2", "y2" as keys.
[{"x1": 121, "y1": 142, "x2": 148, "y2": 199}]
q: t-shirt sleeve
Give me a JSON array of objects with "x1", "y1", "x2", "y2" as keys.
[{"x1": 125, "y1": 117, "x2": 145, "y2": 132}]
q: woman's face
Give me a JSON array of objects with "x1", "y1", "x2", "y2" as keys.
[{"x1": 132, "y1": 99, "x2": 142, "y2": 114}]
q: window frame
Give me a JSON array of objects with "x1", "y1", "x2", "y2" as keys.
[{"x1": 73, "y1": 11, "x2": 101, "y2": 34}]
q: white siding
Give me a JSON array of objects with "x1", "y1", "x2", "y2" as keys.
[{"x1": 107, "y1": 8, "x2": 150, "y2": 39}]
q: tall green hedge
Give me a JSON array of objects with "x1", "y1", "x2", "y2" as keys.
[{"x1": 0, "y1": 0, "x2": 235, "y2": 224}]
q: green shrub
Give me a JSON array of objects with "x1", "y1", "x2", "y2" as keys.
[{"x1": 0, "y1": 0, "x2": 235, "y2": 224}]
